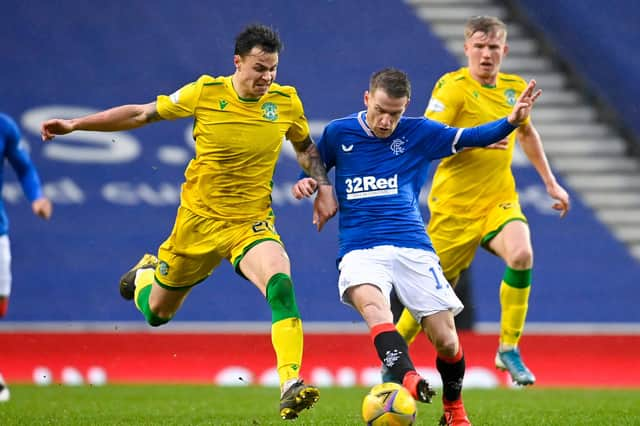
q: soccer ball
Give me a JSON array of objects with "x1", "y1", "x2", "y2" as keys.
[{"x1": 361, "y1": 382, "x2": 417, "y2": 425}]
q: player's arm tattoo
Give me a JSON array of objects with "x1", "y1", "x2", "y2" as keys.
[
  {"x1": 144, "y1": 110, "x2": 162, "y2": 123},
  {"x1": 292, "y1": 135, "x2": 331, "y2": 185}
]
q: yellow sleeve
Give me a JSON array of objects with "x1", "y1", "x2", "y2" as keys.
[
  {"x1": 423, "y1": 76, "x2": 464, "y2": 126},
  {"x1": 285, "y1": 90, "x2": 310, "y2": 143},
  {"x1": 156, "y1": 76, "x2": 206, "y2": 120}
]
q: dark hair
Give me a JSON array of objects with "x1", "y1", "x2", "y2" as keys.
[
  {"x1": 234, "y1": 24, "x2": 283, "y2": 56},
  {"x1": 464, "y1": 16, "x2": 507, "y2": 42},
  {"x1": 369, "y1": 68, "x2": 411, "y2": 99}
]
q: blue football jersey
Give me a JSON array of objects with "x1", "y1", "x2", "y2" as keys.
[
  {"x1": 315, "y1": 110, "x2": 515, "y2": 260},
  {"x1": 0, "y1": 113, "x2": 45, "y2": 235}
]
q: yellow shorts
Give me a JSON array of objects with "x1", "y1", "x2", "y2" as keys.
[
  {"x1": 427, "y1": 200, "x2": 527, "y2": 281},
  {"x1": 155, "y1": 206, "x2": 282, "y2": 288}
]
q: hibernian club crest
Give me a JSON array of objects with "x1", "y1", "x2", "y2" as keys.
[
  {"x1": 504, "y1": 89, "x2": 517, "y2": 106},
  {"x1": 158, "y1": 261, "x2": 170, "y2": 276},
  {"x1": 262, "y1": 102, "x2": 278, "y2": 121}
]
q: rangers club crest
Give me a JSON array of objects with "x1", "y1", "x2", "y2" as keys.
[{"x1": 390, "y1": 137, "x2": 407, "y2": 156}]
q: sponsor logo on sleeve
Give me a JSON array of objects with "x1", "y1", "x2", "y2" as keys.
[
  {"x1": 426, "y1": 97, "x2": 445, "y2": 113},
  {"x1": 169, "y1": 90, "x2": 180, "y2": 104}
]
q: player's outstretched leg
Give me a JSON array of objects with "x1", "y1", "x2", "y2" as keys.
[
  {"x1": 265, "y1": 273, "x2": 320, "y2": 420},
  {"x1": 119, "y1": 253, "x2": 158, "y2": 300},
  {"x1": 279, "y1": 379, "x2": 320, "y2": 420},
  {"x1": 372, "y1": 323, "x2": 435, "y2": 403},
  {"x1": 119, "y1": 253, "x2": 171, "y2": 327},
  {"x1": 381, "y1": 308, "x2": 423, "y2": 384},
  {"x1": 495, "y1": 347, "x2": 535, "y2": 385}
]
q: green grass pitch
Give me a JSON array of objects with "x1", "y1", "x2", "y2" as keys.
[{"x1": 1, "y1": 385, "x2": 639, "y2": 425}]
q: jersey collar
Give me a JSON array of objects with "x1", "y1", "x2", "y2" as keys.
[{"x1": 357, "y1": 110, "x2": 375, "y2": 137}]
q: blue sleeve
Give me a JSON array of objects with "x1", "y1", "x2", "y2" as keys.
[
  {"x1": 1, "y1": 114, "x2": 44, "y2": 202},
  {"x1": 455, "y1": 117, "x2": 517, "y2": 150},
  {"x1": 297, "y1": 125, "x2": 335, "y2": 180}
]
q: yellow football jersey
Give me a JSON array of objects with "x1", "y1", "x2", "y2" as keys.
[
  {"x1": 425, "y1": 67, "x2": 530, "y2": 216},
  {"x1": 156, "y1": 75, "x2": 310, "y2": 220}
]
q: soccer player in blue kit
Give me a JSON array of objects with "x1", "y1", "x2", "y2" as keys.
[
  {"x1": 0, "y1": 112, "x2": 53, "y2": 402},
  {"x1": 292, "y1": 68, "x2": 540, "y2": 425}
]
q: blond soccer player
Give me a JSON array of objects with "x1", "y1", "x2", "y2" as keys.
[{"x1": 393, "y1": 16, "x2": 570, "y2": 388}]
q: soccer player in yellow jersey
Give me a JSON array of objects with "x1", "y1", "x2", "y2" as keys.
[
  {"x1": 393, "y1": 16, "x2": 570, "y2": 388},
  {"x1": 40, "y1": 24, "x2": 337, "y2": 420}
]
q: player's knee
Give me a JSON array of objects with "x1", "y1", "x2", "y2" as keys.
[
  {"x1": 505, "y1": 247, "x2": 533, "y2": 270},
  {"x1": 266, "y1": 273, "x2": 300, "y2": 321},
  {"x1": 142, "y1": 300, "x2": 173, "y2": 327},
  {"x1": 145, "y1": 312, "x2": 171, "y2": 327},
  {"x1": 434, "y1": 334, "x2": 459, "y2": 359},
  {"x1": 429, "y1": 322, "x2": 459, "y2": 357},
  {"x1": 359, "y1": 301, "x2": 391, "y2": 325},
  {"x1": 149, "y1": 300, "x2": 177, "y2": 318}
]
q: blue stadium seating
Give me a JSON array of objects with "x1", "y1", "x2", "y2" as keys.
[{"x1": 515, "y1": 0, "x2": 640, "y2": 144}]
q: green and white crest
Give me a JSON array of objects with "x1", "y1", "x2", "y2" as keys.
[
  {"x1": 261, "y1": 102, "x2": 278, "y2": 121},
  {"x1": 158, "y1": 261, "x2": 170, "y2": 276},
  {"x1": 504, "y1": 89, "x2": 517, "y2": 106}
]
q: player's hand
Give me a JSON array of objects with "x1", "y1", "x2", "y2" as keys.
[
  {"x1": 41, "y1": 119, "x2": 74, "y2": 141},
  {"x1": 291, "y1": 177, "x2": 318, "y2": 199},
  {"x1": 508, "y1": 80, "x2": 541, "y2": 126},
  {"x1": 547, "y1": 182, "x2": 570, "y2": 218},
  {"x1": 313, "y1": 184, "x2": 337, "y2": 231},
  {"x1": 32, "y1": 197, "x2": 53, "y2": 220}
]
